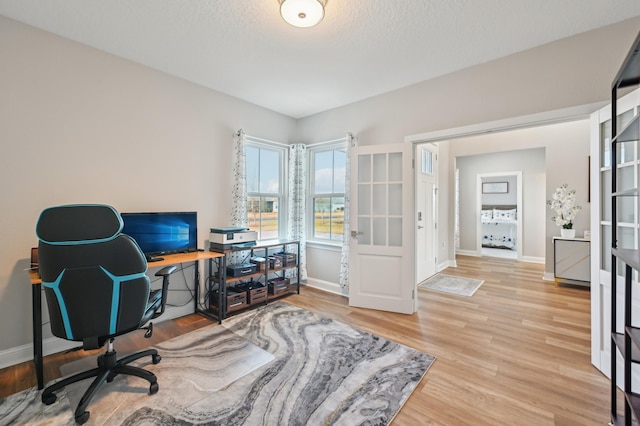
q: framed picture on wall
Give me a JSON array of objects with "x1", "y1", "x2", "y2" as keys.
[{"x1": 482, "y1": 182, "x2": 508, "y2": 194}]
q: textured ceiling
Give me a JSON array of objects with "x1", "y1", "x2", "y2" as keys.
[{"x1": 1, "y1": 0, "x2": 640, "y2": 118}]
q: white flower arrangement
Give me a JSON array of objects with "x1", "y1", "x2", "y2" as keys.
[{"x1": 547, "y1": 184, "x2": 582, "y2": 229}]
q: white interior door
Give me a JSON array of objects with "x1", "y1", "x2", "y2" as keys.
[
  {"x1": 416, "y1": 143, "x2": 438, "y2": 283},
  {"x1": 591, "y1": 88, "x2": 640, "y2": 377},
  {"x1": 348, "y1": 142, "x2": 415, "y2": 314}
]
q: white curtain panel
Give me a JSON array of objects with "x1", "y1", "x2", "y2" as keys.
[
  {"x1": 287, "y1": 144, "x2": 308, "y2": 280},
  {"x1": 228, "y1": 129, "x2": 248, "y2": 267},
  {"x1": 339, "y1": 133, "x2": 354, "y2": 289},
  {"x1": 230, "y1": 129, "x2": 248, "y2": 228}
]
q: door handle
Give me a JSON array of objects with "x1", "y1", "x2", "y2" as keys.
[
  {"x1": 417, "y1": 225, "x2": 424, "y2": 229},
  {"x1": 350, "y1": 230, "x2": 363, "y2": 238}
]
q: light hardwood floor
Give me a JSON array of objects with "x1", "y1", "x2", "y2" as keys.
[{"x1": 0, "y1": 255, "x2": 609, "y2": 425}]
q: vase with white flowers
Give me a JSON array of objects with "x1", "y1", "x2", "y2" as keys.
[{"x1": 547, "y1": 184, "x2": 582, "y2": 238}]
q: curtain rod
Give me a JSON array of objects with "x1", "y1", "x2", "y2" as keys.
[
  {"x1": 244, "y1": 134, "x2": 289, "y2": 147},
  {"x1": 240, "y1": 130, "x2": 351, "y2": 148},
  {"x1": 305, "y1": 135, "x2": 349, "y2": 147}
]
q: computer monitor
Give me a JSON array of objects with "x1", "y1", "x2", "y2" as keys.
[{"x1": 121, "y1": 211, "x2": 198, "y2": 257}]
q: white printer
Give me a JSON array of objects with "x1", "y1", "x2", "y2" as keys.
[{"x1": 209, "y1": 227, "x2": 258, "y2": 249}]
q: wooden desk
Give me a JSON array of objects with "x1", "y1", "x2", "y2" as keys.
[{"x1": 28, "y1": 250, "x2": 224, "y2": 390}]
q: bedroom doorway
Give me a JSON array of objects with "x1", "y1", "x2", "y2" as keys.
[{"x1": 477, "y1": 172, "x2": 523, "y2": 260}]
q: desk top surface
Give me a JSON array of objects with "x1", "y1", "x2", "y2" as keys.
[{"x1": 29, "y1": 250, "x2": 223, "y2": 285}]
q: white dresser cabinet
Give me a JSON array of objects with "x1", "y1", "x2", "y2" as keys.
[{"x1": 553, "y1": 237, "x2": 590, "y2": 286}]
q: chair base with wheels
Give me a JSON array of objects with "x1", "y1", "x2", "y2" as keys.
[{"x1": 41, "y1": 338, "x2": 162, "y2": 424}]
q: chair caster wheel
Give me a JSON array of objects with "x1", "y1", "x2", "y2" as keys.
[
  {"x1": 42, "y1": 392, "x2": 57, "y2": 405},
  {"x1": 75, "y1": 411, "x2": 90, "y2": 424},
  {"x1": 152, "y1": 354, "x2": 162, "y2": 364},
  {"x1": 149, "y1": 382, "x2": 159, "y2": 395}
]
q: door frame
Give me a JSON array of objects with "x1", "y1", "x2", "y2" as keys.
[
  {"x1": 476, "y1": 171, "x2": 523, "y2": 260},
  {"x1": 404, "y1": 101, "x2": 608, "y2": 310},
  {"x1": 415, "y1": 142, "x2": 438, "y2": 284},
  {"x1": 404, "y1": 103, "x2": 601, "y2": 301}
]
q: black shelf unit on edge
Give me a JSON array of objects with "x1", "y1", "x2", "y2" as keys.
[
  {"x1": 208, "y1": 239, "x2": 300, "y2": 321},
  {"x1": 610, "y1": 30, "x2": 640, "y2": 426}
]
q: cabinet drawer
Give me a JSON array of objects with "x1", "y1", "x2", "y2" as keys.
[
  {"x1": 248, "y1": 286, "x2": 268, "y2": 304},
  {"x1": 210, "y1": 289, "x2": 247, "y2": 313},
  {"x1": 268, "y1": 277, "x2": 294, "y2": 295}
]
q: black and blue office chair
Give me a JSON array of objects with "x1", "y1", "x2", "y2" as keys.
[{"x1": 36, "y1": 204, "x2": 176, "y2": 424}]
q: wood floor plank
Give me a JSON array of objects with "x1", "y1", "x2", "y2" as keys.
[{"x1": 0, "y1": 255, "x2": 610, "y2": 424}]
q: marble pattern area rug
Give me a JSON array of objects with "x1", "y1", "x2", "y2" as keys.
[
  {"x1": 0, "y1": 302, "x2": 435, "y2": 425},
  {"x1": 0, "y1": 323, "x2": 275, "y2": 425},
  {"x1": 418, "y1": 273, "x2": 485, "y2": 296}
]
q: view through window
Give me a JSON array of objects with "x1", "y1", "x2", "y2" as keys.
[
  {"x1": 246, "y1": 143, "x2": 285, "y2": 240},
  {"x1": 309, "y1": 145, "x2": 346, "y2": 242}
]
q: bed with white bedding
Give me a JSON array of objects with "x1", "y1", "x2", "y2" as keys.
[{"x1": 481, "y1": 205, "x2": 517, "y2": 250}]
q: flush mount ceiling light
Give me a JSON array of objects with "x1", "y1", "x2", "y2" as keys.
[{"x1": 279, "y1": 0, "x2": 325, "y2": 28}]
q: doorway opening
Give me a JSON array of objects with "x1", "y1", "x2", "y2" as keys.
[
  {"x1": 407, "y1": 103, "x2": 593, "y2": 274},
  {"x1": 477, "y1": 172, "x2": 522, "y2": 260}
]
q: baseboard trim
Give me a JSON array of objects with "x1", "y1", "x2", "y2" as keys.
[
  {"x1": 437, "y1": 259, "x2": 456, "y2": 271},
  {"x1": 521, "y1": 256, "x2": 545, "y2": 264},
  {"x1": 306, "y1": 277, "x2": 347, "y2": 297},
  {"x1": 0, "y1": 338, "x2": 79, "y2": 371},
  {"x1": 456, "y1": 250, "x2": 544, "y2": 265},
  {"x1": 456, "y1": 249, "x2": 479, "y2": 257},
  {"x1": 0, "y1": 304, "x2": 194, "y2": 370}
]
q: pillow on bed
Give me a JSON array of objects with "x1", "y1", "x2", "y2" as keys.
[
  {"x1": 481, "y1": 209, "x2": 493, "y2": 220},
  {"x1": 493, "y1": 208, "x2": 516, "y2": 221}
]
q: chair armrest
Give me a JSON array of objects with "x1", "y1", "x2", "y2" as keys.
[
  {"x1": 152, "y1": 266, "x2": 177, "y2": 319},
  {"x1": 155, "y1": 266, "x2": 177, "y2": 277}
]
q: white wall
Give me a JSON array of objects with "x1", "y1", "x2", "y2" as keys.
[
  {"x1": 0, "y1": 16, "x2": 297, "y2": 357},
  {"x1": 455, "y1": 148, "x2": 545, "y2": 260},
  {"x1": 297, "y1": 18, "x2": 640, "y2": 145},
  {"x1": 447, "y1": 120, "x2": 590, "y2": 275},
  {"x1": 306, "y1": 243, "x2": 342, "y2": 294},
  {"x1": 481, "y1": 175, "x2": 518, "y2": 206},
  {"x1": 1, "y1": 14, "x2": 637, "y2": 365},
  {"x1": 297, "y1": 17, "x2": 635, "y2": 285}
]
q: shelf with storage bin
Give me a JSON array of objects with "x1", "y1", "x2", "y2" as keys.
[
  {"x1": 208, "y1": 239, "x2": 300, "y2": 320},
  {"x1": 609, "y1": 29, "x2": 640, "y2": 426},
  {"x1": 614, "y1": 115, "x2": 640, "y2": 144},
  {"x1": 613, "y1": 188, "x2": 640, "y2": 197},
  {"x1": 613, "y1": 247, "x2": 640, "y2": 271}
]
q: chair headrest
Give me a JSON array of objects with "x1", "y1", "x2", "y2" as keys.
[{"x1": 36, "y1": 204, "x2": 123, "y2": 245}]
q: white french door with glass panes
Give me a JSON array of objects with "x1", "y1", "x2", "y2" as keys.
[
  {"x1": 591, "y1": 87, "x2": 640, "y2": 376},
  {"x1": 348, "y1": 142, "x2": 415, "y2": 314}
]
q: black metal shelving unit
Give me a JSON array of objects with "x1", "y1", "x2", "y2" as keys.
[
  {"x1": 208, "y1": 240, "x2": 301, "y2": 320},
  {"x1": 610, "y1": 30, "x2": 640, "y2": 426}
]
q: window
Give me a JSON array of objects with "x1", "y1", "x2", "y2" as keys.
[
  {"x1": 246, "y1": 141, "x2": 286, "y2": 240},
  {"x1": 421, "y1": 148, "x2": 433, "y2": 175},
  {"x1": 308, "y1": 142, "x2": 347, "y2": 242}
]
